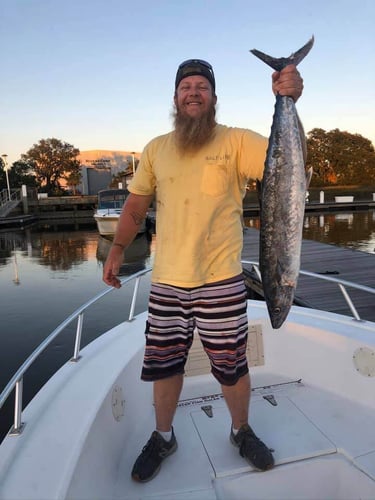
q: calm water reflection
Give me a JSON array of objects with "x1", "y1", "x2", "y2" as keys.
[
  {"x1": 245, "y1": 210, "x2": 375, "y2": 254},
  {"x1": 303, "y1": 211, "x2": 375, "y2": 253},
  {"x1": 0, "y1": 224, "x2": 154, "y2": 441},
  {"x1": 0, "y1": 210, "x2": 374, "y2": 440}
]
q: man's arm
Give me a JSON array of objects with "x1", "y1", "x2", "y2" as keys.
[{"x1": 102, "y1": 193, "x2": 154, "y2": 288}]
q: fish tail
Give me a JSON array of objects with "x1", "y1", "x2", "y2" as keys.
[{"x1": 250, "y1": 36, "x2": 314, "y2": 71}]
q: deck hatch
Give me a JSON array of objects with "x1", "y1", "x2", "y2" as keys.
[{"x1": 191, "y1": 396, "x2": 336, "y2": 477}]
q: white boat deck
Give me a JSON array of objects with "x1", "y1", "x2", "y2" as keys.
[
  {"x1": 1, "y1": 302, "x2": 375, "y2": 500},
  {"x1": 114, "y1": 374, "x2": 375, "y2": 499}
]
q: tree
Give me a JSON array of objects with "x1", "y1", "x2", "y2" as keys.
[
  {"x1": 65, "y1": 170, "x2": 82, "y2": 195},
  {"x1": 22, "y1": 138, "x2": 80, "y2": 195},
  {"x1": 307, "y1": 128, "x2": 375, "y2": 186},
  {"x1": 9, "y1": 160, "x2": 38, "y2": 188}
]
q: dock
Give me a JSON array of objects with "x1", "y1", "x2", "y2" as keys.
[
  {"x1": 0, "y1": 195, "x2": 98, "y2": 229},
  {"x1": 243, "y1": 199, "x2": 375, "y2": 217},
  {"x1": 241, "y1": 228, "x2": 375, "y2": 323},
  {"x1": 0, "y1": 192, "x2": 374, "y2": 228},
  {"x1": 0, "y1": 213, "x2": 37, "y2": 229}
]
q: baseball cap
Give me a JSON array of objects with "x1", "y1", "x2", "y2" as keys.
[{"x1": 175, "y1": 59, "x2": 216, "y2": 91}]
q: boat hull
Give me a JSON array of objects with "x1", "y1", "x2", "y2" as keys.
[
  {"x1": 93, "y1": 188, "x2": 147, "y2": 237},
  {"x1": 94, "y1": 212, "x2": 146, "y2": 237},
  {"x1": 1, "y1": 302, "x2": 374, "y2": 499}
]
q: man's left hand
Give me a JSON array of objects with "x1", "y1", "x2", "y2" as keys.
[{"x1": 272, "y1": 65, "x2": 304, "y2": 102}]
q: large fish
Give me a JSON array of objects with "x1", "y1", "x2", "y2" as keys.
[{"x1": 250, "y1": 37, "x2": 314, "y2": 329}]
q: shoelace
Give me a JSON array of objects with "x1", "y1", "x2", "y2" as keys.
[
  {"x1": 238, "y1": 429, "x2": 264, "y2": 456},
  {"x1": 140, "y1": 434, "x2": 162, "y2": 458}
]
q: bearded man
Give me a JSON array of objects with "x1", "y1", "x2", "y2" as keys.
[{"x1": 103, "y1": 59, "x2": 304, "y2": 482}]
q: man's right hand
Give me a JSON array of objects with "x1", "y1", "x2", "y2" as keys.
[
  {"x1": 102, "y1": 193, "x2": 154, "y2": 288},
  {"x1": 103, "y1": 245, "x2": 124, "y2": 288}
]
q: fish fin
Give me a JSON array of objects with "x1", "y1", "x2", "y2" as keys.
[
  {"x1": 250, "y1": 36, "x2": 314, "y2": 71},
  {"x1": 256, "y1": 178, "x2": 263, "y2": 209},
  {"x1": 297, "y1": 113, "x2": 307, "y2": 164},
  {"x1": 306, "y1": 167, "x2": 313, "y2": 188}
]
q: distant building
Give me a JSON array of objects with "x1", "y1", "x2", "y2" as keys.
[{"x1": 77, "y1": 150, "x2": 141, "y2": 195}]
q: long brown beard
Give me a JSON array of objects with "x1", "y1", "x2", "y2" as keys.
[{"x1": 173, "y1": 103, "x2": 217, "y2": 154}]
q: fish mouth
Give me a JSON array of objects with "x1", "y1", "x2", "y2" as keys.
[
  {"x1": 266, "y1": 286, "x2": 295, "y2": 329},
  {"x1": 269, "y1": 307, "x2": 291, "y2": 329}
]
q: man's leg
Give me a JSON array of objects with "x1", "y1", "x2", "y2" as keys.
[
  {"x1": 154, "y1": 374, "x2": 184, "y2": 431},
  {"x1": 132, "y1": 283, "x2": 193, "y2": 482},
  {"x1": 131, "y1": 374, "x2": 182, "y2": 482},
  {"x1": 221, "y1": 372, "x2": 251, "y2": 429},
  {"x1": 223, "y1": 372, "x2": 274, "y2": 471}
]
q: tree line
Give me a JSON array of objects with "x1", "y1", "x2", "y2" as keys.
[
  {"x1": 306, "y1": 128, "x2": 375, "y2": 186},
  {"x1": 1, "y1": 129, "x2": 374, "y2": 195}
]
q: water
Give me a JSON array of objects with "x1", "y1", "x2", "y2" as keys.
[
  {"x1": 245, "y1": 210, "x2": 375, "y2": 255},
  {"x1": 0, "y1": 210, "x2": 374, "y2": 441},
  {"x1": 0, "y1": 223, "x2": 154, "y2": 441},
  {"x1": 303, "y1": 211, "x2": 375, "y2": 254}
]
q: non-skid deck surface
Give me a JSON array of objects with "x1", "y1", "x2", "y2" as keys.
[{"x1": 113, "y1": 377, "x2": 375, "y2": 499}]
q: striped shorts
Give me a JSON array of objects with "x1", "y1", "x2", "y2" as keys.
[{"x1": 141, "y1": 275, "x2": 249, "y2": 386}]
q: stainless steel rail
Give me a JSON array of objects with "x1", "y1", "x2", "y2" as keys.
[
  {"x1": 1, "y1": 262, "x2": 374, "y2": 437},
  {"x1": 243, "y1": 260, "x2": 375, "y2": 322},
  {"x1": 0, "y1": 188, "x2": 20, "y2": 205},
  {"x1": 0, "y1": 267, "x2": 152, "y2": 435},
  {"x1": 0, "y1": 189, "x2": 21, "y2": 217}
]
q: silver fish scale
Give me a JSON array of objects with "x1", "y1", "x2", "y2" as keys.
[
  {"x1": 251, "y1": 36, "x2": 313, "y2": 328},
  {"x1": 259, "y1": 95, "x2": 307, "y2": 327}
]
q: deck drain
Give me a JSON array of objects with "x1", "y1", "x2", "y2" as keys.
[
  {"x1": 353, "y1": 347, "x2": 375, "y2": 377},
  {"x1": 112, "y1": 385, "x2": 125, "y2": 421}
]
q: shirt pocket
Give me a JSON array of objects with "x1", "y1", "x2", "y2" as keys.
[{"x1": 200, "y1": 164, "x2": 230, "y2": 197}]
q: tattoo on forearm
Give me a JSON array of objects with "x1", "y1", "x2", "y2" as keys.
[{"x1": 130, "y1": 211, "x2": 145, "y2": 226}]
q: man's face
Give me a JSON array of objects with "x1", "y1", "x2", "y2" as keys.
[{"x1": 174, "y1": 75, "x2": 217, "y2": 119}]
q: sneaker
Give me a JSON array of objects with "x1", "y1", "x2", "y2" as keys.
[
  {"x1": 230, "y1": 424, "x2": 274, "y2": 471},
  {"x1": 131, "y1": 429, "x2": 177, "y2": 482}
]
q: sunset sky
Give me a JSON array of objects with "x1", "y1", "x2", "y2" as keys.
[{"x1": 1, "y1": 0, "x2": 374, "y2": 165}]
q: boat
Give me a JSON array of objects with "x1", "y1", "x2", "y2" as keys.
[
  {"x1": 0, "y1": 262, "x2": 375, "y2": 499},
  {"x1": 93, "y1": 188, "x2": 146, "y2": 237},
  {"x1": 96, "y1": 233, "x2": 152, "y2": 275}
]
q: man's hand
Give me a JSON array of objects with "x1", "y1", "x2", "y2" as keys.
[
  {"x1": 103, "y1": 245, "x2": 124, "y2": 288},
  {"x1": 272, "y1": 64, "x2": 304, "y2": 102},
  {"x1": 102, "y1": 193, "x2": 154, "y2": 289}
]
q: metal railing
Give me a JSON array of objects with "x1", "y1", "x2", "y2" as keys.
[
  {"x1": 0, "y1": 188, "x2": 20, "y2": 205},
  {"x1": 0, "y1": 189, "x2": 22, "y2": 217},
  {"x1": 0, "y1": 267, "x2": 152, "y2": 436},
  {"x1": 0, "y1": 262, "x2": 374, "y2": 437},
  {"x1": 243, "y1": 260, "x2": 375, "y2": 322}
]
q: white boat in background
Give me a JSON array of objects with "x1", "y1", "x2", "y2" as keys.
[
  {"x1": 96, "y1": 233, "x2": 152, "y2": 275},
  {"x1": 94, "y1": 188, "x2": 146, "y2": 237},
  {"x1": 0, "y1": 262, "x2": 375, "y2": 499}
]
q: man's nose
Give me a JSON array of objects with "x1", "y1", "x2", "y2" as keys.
[{"x1": 189, "y1": 87, "x2": 200, "y2": 95}]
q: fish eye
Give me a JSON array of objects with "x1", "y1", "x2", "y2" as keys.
[{"x1": 273, "y1": 307, "x2": 281, "y2": 314}]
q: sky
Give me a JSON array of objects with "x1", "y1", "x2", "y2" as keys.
[{"x1": 1, "y1": 0, "x2": 374, "y2": 166}]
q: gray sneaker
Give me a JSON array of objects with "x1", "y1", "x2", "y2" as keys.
[
  {"x1": 131, "y1": 429, "x2": 177, "y2": 482},
  {"x1": 230, "y1": 424, "x2": 274, "y2": 471}
]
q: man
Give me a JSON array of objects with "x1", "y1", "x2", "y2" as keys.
[{"x1": 103, "y1": 58, "x2": 304, "y2": 482}]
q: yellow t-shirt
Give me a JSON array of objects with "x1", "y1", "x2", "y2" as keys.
[{"x1": 128, "y1": 124, "x2": 267, "y2": 287}]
